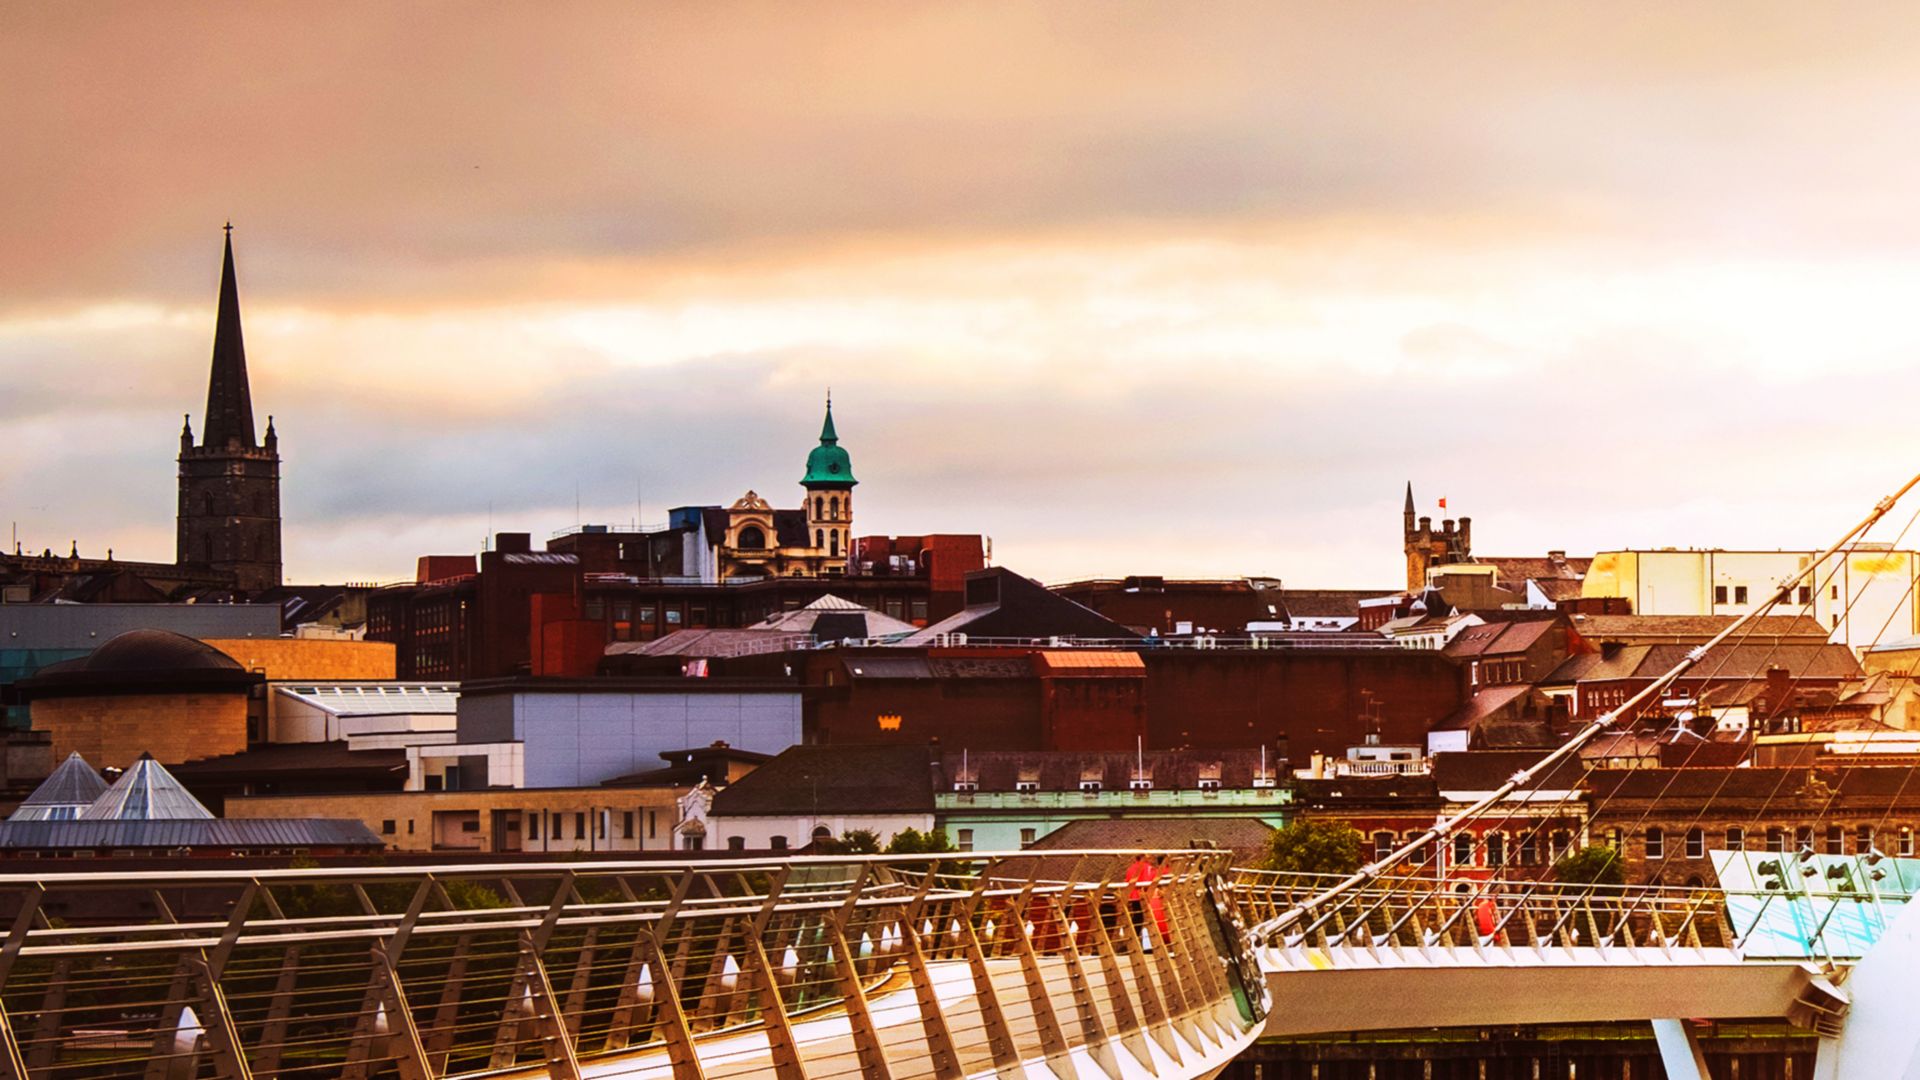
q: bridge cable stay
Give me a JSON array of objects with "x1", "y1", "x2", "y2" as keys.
[
  {"x1": 1450, "y1": 500, "x2": 1920, "y2": 953},
  {"x1": 1289, "y1": 505, "x2": 1908, "y2": 953},
  {"x1": 1254, "y1": 469, "x2": 1920, "y2": 944}
]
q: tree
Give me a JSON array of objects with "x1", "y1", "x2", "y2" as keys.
[
  {"x1": 886, "y1": 828, "x2": 956, "y2": 855},
  {"x1": 1262, "y1": 820, "x2": 1363, "y2": 875},
  {"x1": 813, "y1": 828, "x2": 883, "y2": 855},
  {"x1": 1552, "y1": 845, "x2": 1626, "y2": 887}
]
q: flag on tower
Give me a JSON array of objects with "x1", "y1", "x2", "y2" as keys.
[{"x1": 1438, "y1": 497, "x2": 1448, "y2": 510}]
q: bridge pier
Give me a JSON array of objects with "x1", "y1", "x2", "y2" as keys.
[{"x1": 1650, "y1": 1019, "x2": 1710, "y2": 1080}]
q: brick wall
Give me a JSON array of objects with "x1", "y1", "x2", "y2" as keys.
[{"x1": 34, "y1": 693, "x2": 248, "y2": 768}]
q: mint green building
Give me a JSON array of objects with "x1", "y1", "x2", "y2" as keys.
[{"x1": 932, "y1": 749, "x2": 1291, "y2": 852}]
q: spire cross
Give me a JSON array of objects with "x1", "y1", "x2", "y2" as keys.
[{"x1": 223, "y1": 221, "x2": 233, "y2": 237}]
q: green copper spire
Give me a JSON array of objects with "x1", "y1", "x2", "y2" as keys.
[{"x1": 801, "y1": 394, "x2": 857, "y2": 488}]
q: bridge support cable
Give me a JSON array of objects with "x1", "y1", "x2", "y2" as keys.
[{"x1": 1253, "y1": 468, "x2": 1920, "y2": 945}]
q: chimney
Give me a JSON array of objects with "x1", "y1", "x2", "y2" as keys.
[{"x1": 1764, "y1": 666, "x2": 1792, "y2": 719}]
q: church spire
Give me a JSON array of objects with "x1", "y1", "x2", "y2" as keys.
[
  {"x1": 200, "y1": 223, "x2": 257, "y2": 449},
  {"x1": 819, "y1": 391, "x2": 839, "y2": 443}
]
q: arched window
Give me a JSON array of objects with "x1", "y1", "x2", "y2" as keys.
[
  {"x1": 830, "y1": 530, "x2": 840, "y2": 557},
  {"x1": 737, "y1": 525, "x2": 766, "y2": 550},
  {"x1": 815, "y1": 529, "x2": 824, "y2": 548},
  {"x1": 829, "y1": 496, "x2": 840, "y2": 520},
  {"x1": 814, "y1": 497, "x2": 824, "y2": 518},
  {"x1": 811, "y1": 825, "x2": 833, "y2": 843},
  {"x1": 1645, "y1": 827, "x2": 1665, "y2": 860},
  {"x1": 1372, "y1": 831, "x2": 1395, "y2": 861},
  {"x1": 1485, "y1": 832, "x2": 1505, "y2": 867},
  {"x1": 202, "y1": 493, "x2": 214, "y2": 516},
  {"x1": 201, "y1": 536, "x2": 213, "y2": 563},
  {"x1": 1452, "y1": 833, "x2": 1473, "y2": 867}
]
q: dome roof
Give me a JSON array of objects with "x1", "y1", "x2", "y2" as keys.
[
  {"x1": 15, "y1": 629, "x2": 257, "y2": 700},
  {"x1": 800, "y1": 399, "x2": 857, "y2": 489},
  {"x1": 78, "y1": 629, "x2": 245, "y2": 674}
]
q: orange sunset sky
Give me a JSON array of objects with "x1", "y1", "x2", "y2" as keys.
[{"x1": 6, "y1": 4, "x2": 1920, "y2": 585}]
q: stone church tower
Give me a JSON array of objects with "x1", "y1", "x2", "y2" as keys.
[
  {"x1": 1403, "y1": 482, "x2": 1470, "y2": 592},
  {"x1": 176, "y1": 227, "x2": 282, "y2": 594}
]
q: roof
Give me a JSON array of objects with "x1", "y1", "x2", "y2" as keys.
[
  {"x1": 800, "y1": 399, "x2": 857, "y2": 488},
  {"x1": 1444, "y1": 618, "x2": 1556, "y2": 659},
  {"x1": 198, "y1": 228, "x2": 258, "y2": 449},
  {"x1": 1545, "y1": 642, "x2": 1862, "y2": 685},
  {"x1": 273, "y1": 683, "x2": 458, "y2": 717},
  {"x1": 1431, "y1": 750, "x2": 1588, "y2": 793},
  {"x1": 610, "y1": 629, "x2": 810, "y2": 658},
  {"x1": 16, "y1": 628, "x2": 260, "y2": 698},
  {"x1": 167, "y1": 742, "x2": 408, "y2": 782},
  {"x1": 1568, "y1": 614, "x2": 1828, "y2": 644},
  {"x1": 11, "y1": 753, "x2": 109, "y2": 821},
  {"x1": 711, "y1": 744, "x2": 936, "y2": 816},
  {"x1": 1276, "y1": 590, "x2": 1383, "y2": 619},
  {"x1": 1031, "y1": 650, "x2": 1145, "y2": 675},
  {"x1": 1476, "y1": 555, "x2": 1591, "y2": 584},
  {"x1": 80, "y1": 756, "x2": 214, "y2": 820},
  {"x1": 0, "y1": 818, "x2": 383, "y2": 850},
  {"x1": 941, "y1": 749, "x2": 1279, "y2": 790},
  {"x1": 904, "y1": 568, "x2": 1139, "y2": 645},
  {"x1": 753, "y1": 595, "x2": 916, "y2": 638},
  {"x1": 1531, "y1": 578, "x2": 1586, "y2": 603},
  {"x1": 1024, "y1": 817, "x2": 1276, "y2": 870},
  {"x1": 1431, "y1": 685, "x2": 1533, "y2": 731}
]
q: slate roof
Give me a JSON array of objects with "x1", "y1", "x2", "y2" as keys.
[
  {"x1": 11, "y1": 753, "x2": 109, "y2": 821},
  {"x1": 1020, "y1": 817, "x2": 1277, "y2": 877},
  {"x1": 1544, "y1": 643, "x2": 1862, "y2": 685},
  {"x1": 1431, "y1": 750, "x2": 1587, "y2": 794},
  {"x1": 1477, "y1": 555, "x2": 1591, "y2": 584},
  {"x1": 1444, "y1": 618, "x2": 1555, "y2": 659},
  {"x1": 710, "y1": 744, "x2": 938, "y2": 816},
  {"x1": 81, "y1": 755, "x2": 214, "y2": 820},
  {"x1": 903, "y1": 568, "x2": 1139, "y2": 645},
  {"x1": 0, "y1": 818, "x2": 383, "y2": 850}
]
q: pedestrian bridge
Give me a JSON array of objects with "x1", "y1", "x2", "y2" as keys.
[{"x1": 0, "y1": 850, "x2": 1266, "y2": 1079}]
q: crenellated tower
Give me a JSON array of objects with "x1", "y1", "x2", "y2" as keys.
[
  {"x1": 176, "y1": 226, "x2": 282, "y2": 594},
  {"x1": 1403, "y1": 482, "x2": 1471, "y2": 592}
]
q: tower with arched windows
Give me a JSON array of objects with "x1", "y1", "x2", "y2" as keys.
[
  {"x1": 801, "y1": 396, "x2": 856, "y2": 573},
  {"x1": 175, "y1": 227, "x2": 283, "y2": 593}
]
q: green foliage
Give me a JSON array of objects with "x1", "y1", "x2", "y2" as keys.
[
  {"x1": 885, "y1": 827, "x2": 956, "y2": 855},
  {"x1": 1552, "y1": 845, "x2": 1626, "y2": 886},
  {"x1": 1262, "y1": 819, "x2": 1363, "y2": 875},
  {"x1": 443, "y1": 878, "x2": 510, "y2": 910}
]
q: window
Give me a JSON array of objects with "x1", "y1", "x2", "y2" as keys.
[
  {"x1": 771, "y1": 835, "x2": 787, "y2": 850},
  {"x1": 1826, "y1": 825, "x2": 1844, "y2": 855},
  {"x1": 1903, "y1": 828, "x2": 1915, "y2": 857},
  {"x1": 830, "y1": 531, "x2": 840, "y2": 557},
  {"x1": 1714, "y1": 585, "x2": 1729, "y2": 604},
  {"x1": 649, "y1": 810, "x2": 658, "y2": 839},
  {"x1": 552, "y1": 814, "x2": 564, "y2": 840},
  {"x1": 1796, "y1": 825, "x2": 1815, "y2": 853},
  {"x1": 1645, "y1": 827, "x2": 1665, "y2": 860},
  {"x1": 815, "y1": 529, "x2": 824, "y2": 548},
  {"x1": 381, "y1": 820, "x2": 396, "y2": 835},
  {"x1": 529, "y1": 815, "x2": 540, "y2": 841},
  {"x1": 829, "y1": 496, "x2": 840, "y2": 519},
  {"x1": 460, "y1": 820, "x2": 479, "y2": 833},
  {"x1": 576, "y1": 812, "x2": 587, "y2": 840},
  {"x1": 1079, "y1": 780, "x2": 1102, "y2": 793},
  {"x1": 728, "y1": 836, "x2": 745, "y2": 851},
  {"x1": 1550, "y1": 830, "x2": 1572, "y2": 860},
  {"x1": 584, "y1": 598, "x2": 606, "y2": 620},
  {"x1": 1768, "y1": 827, "x2": 1787, "y2": 852},
  {"x1": 1726, "y1": 826, "x2": 1745, "y2": 852},
  {"x1": 813, "y1": 497, "x2": 824, "y2": 518},
  {"x1": 737, "y1": 526, "x2": 766, "y2": 550},
  {"x1": 957, "y1": 828, "x2": 974, "y2": 852},
  {"x1": 812, "y1": 825, "x2": 833, "y2": 843},
  {"x1": 685, "y1": 837, "x2": 703, "y2": 852},
  {"x1": 1519, "y1": 834, "x2": 1539, "y2": 867},
  {"x1": 1373, "y1": 831, "x2": 1395, "y2": 861},
  {"x1": 1485, "y1": 832, "x2": 1506, "y2": 867},
  {"x1": 1197, "y1": 778, "x2": 1222, "y2": 792},
  {"x1": 665, "y1": 608, "x2": 683, "y2": 625},
  {"x1": 1833, "y1": 584, "x2": 1841, "y2": 600},
  {"x1": 597, "y1": 812, "x2": 607, "y2": 839},
  {"x1": 1858, "y1": 825, "x2": 1875, "y2": 854},
  {"x1": 1019, "y1": 828, "x2": 1037, "y2": 848},
  {"x1": 1015, "y1": 780, "x2": 1040, "y2": 794},
  {"x1": 1686, "y1": 828, "x2": 1705, "y2": 860},
  {"x1": 1454, "y1": 833, "x2": 1474, "y2": 866},
  {"x1": 623, "y1": 812, "x2": 634, "y2": 840},
  {"x1": 1798, "y1": 586, "x2": 1812, "y2": 605},
  {"x1": 1606, "y1": 828, "x2": 1623, "y2": 852},
  {"x1": 911, "y1": 599, "x2": 929, "y2": 622},
  {"x1": 1735, "y1": 585, "x2": 1749, "y2": 604}
]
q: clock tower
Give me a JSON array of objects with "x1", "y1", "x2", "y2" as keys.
[{"x1": 800, "y1": 395, "x2": 856, "y2": 573}]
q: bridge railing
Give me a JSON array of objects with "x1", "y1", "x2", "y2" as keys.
[
  {"x1": 1230, "y1": 869, "x2": 1748, "y2": 963},
  {"x1": 0, "y1": 850, "x2": 1265, "y2": 1079}
]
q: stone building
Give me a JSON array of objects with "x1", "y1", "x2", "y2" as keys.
[
  {"x1": 17, "y1": 629, "x2": 259, "y2": 769},
  {"x1": 1403, "y1": 483, "x2": 1471, "y2": 593},
  {"x1": 175, "y1": 227, "x2": 283, "y2": 594}
]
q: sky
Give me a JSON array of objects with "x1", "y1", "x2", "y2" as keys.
[{"x1": 7, "y1": 3, "x2": 1920, "y2": 587}]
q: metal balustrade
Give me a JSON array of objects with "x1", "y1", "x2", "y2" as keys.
[{"x1": 0, "y1": 851, "x2": 1266, "y2": 1079}]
